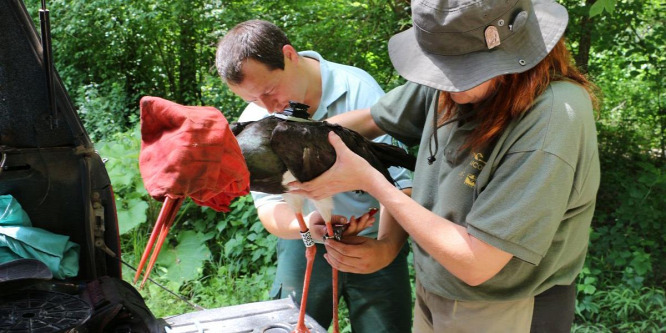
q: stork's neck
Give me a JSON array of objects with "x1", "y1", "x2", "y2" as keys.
[{"x1": 301, "y1": 56, "x2": 322, "y2": 116}]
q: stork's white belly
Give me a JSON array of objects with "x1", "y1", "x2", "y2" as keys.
[{"x1": 281, "y1": 171, "x2": 334, "y2": 225}]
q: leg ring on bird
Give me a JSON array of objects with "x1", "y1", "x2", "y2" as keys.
[
  {"x1": 300, "y1": 230, "x2": 315, "y2": 247},
  {"x1": 322, "y1": 224, "x2": 345, "y2": 242}
]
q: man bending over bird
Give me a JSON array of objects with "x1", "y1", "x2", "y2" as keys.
[{"x1": 215, "y1": 19, "x2": 413, "y2": 332}]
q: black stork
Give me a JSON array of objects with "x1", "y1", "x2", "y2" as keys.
[{"x1": 231, "y1": 102, "x2": 416, "y2": 333}]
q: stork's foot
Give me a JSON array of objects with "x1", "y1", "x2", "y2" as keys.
[{"x1": 291, "y1": 324, "x2": 311, "y2": 333}]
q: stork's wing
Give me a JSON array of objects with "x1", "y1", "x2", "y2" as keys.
[
  {"x1": 328, "y1": 123, "x2": 397, "y2": 183},
  {"x1": 270, "y1": 121, "x2": 337, "y2": 182},
  {"x1": 230, "y1": 120, "x2": 253, "y2": 136},
  {"x1": 270, "y1": 121, "x2": 410, "y2": 185},
  {"x1": 362, "y1": 137, "x2": 416, "y2": 172}
]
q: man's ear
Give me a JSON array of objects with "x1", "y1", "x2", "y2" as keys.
[{"x1": 282, "y1": 44, "x2": 299, "y2": 64}]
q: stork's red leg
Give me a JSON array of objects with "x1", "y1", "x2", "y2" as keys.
[
  {"x1": 139, "y1": 214, "x2": 172, "y2": 289},
  {"x1": 324, "y1": 222, "x2": 340, "y2": 333},
  {"x1": 332, "y1": 267, "x2": 340, "y2": 333},
  {"x1": 134, "y1": 196, "x2": 184, "y2": 288},
  {"x1": 133, "y1": 211, "x2": 165, "y2": 284},
  {"x1": 292, "y1": 212, "x2": 314, "y2": 333}
]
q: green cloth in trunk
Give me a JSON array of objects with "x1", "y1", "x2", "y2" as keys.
[{"x1": 0, "y1": 194, "x2": 79, "y2": 279}]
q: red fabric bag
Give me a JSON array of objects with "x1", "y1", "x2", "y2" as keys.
[{"x1": 139, "y1": 96, "x2": 249, "y2": 212}]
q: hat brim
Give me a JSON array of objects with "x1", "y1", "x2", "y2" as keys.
[{"x1": 389, "y1": 1, "x2": 568, "y2": 92}]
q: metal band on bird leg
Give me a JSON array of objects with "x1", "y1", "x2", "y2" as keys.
[
  {"x1": 300, "y1": 230, "x2": 315, "y2": 247},
  {"x1": 333, "y1": 225, "x2": 344, "y2": 241},
  {"x1": 322, "y1": 224, "x2": 345, "y2": 242}
]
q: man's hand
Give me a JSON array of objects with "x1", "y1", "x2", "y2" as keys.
[
  {"x1": 323, "y1": 236, "x2": 395, "y2": 274},
  {"x1": 341, "y1": 208, "x2": 377, "y2": 238},
  {"x1": 306, "y1": 209, "x2": 377, "y2": 242}
]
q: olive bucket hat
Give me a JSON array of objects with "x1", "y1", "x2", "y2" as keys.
[{"x1": 388, "y1": 0, "x2": 568, "y2": 92}]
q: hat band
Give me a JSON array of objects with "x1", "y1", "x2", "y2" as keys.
[{"x1": 414, "y1": 0, "x2": 534, "y2": 56}]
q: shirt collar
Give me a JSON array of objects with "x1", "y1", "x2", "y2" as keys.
[{"x1": 298, "y1": 50, "x2": 346, "y2": 121}]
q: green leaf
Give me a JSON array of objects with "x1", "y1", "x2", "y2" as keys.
[
  {"x1": 224, "y1": 237, "x2": 241, "y2": 257},
  {"x1": 251, "y1": 250, "x2": 262, "y2": 262},
  {"x1": 216, "y1": 219, "x2": 228, "y2": 232},
  {"x1": 117, "y1": 197, "x2": 149, "y2": 234},
  {"x1": 109, "y1": 168, "x2": 134, "y2": 189},
  {"x1": 202, "y1": 231, "x2": 216, "y2": 242},
  {"x1": 589, "y1": 0, "x2": 605, "y2": 17},
  {"x1": 156, "y1": 230, "x2": 211, "y2": 286},
  {"x1": 604, "y1": 0, "x2": 617, "y2": 13}
]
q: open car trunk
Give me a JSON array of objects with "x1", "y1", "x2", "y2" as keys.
[
  {"x1": 0, "y1": 1, "x2": 326, "y2": 332},
  {"x1": 0, "y1": 0, "x2": 121, "y2": 282},
  {"x1": 0, "y1": 0, "x2": 149, "y2": 331}
]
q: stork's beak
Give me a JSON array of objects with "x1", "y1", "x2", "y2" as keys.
[{"x1": 133, "y1": 196, "x2": 185, "y2": 289}]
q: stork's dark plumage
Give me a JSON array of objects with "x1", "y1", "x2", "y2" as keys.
[
  {"x1": 231, "y1": 116, "x2": 415, "y2": 193},
  {"x1": 232, "y1": 113, "x2": 415, "y2": 333}
]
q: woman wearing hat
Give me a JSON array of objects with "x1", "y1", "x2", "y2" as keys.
[{"x1": 290, "y1": 0, "x2": 600, "y2": 331}]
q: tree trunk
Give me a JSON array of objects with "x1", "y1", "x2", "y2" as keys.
[
  {"x1": 574, "y1": 0, "x2": 596, "y2": 73},
  {"x1": 176, "y1": 2, "x2": 200, "y2": 105}
]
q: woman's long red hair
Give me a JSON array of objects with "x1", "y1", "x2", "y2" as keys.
[{"x1": 437, "y1": 38, "x2": 599, "y2": 151}]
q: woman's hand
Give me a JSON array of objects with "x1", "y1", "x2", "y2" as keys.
[{"x1": 288, "y1": 132, "x2": 385, "y2": 200}]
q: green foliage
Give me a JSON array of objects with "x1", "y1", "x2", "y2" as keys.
[
  {"x1": 199, "y1": 73, "x2": 247, "y2": 121},
  {"x1": 116, "y1": 198, "x2": 150, "y2": 236},
  {"x1": 590, "y1": 0, "x2": 617, "y2": 17},
  {"x1": 156, "y1": 230, "x2": 213, "y2": 286},
  {"x1": 96, "y1": 127, "x2": 151, "y2": 235},
  {"x1": 563, "y1": 0, "x2": 666, "y2": 329},
  {"x1": 76, "y1": 82, "x2": 136, "y2": 142},
  {"x1": 574, "y1": 285, "x2": 666, "y2": 332},
  {"x1": 130, "y1": 265, "x2": 273, "y2": 318},
  {"x1": 34, "y1": 0, "x2": 412, "y2": 140},
  {"x1": 590, "y1": 131, "x2": 666, "y2": 288},
  {"x1": 214, "y1": 195, "x2": 278, "y2": 276}
]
